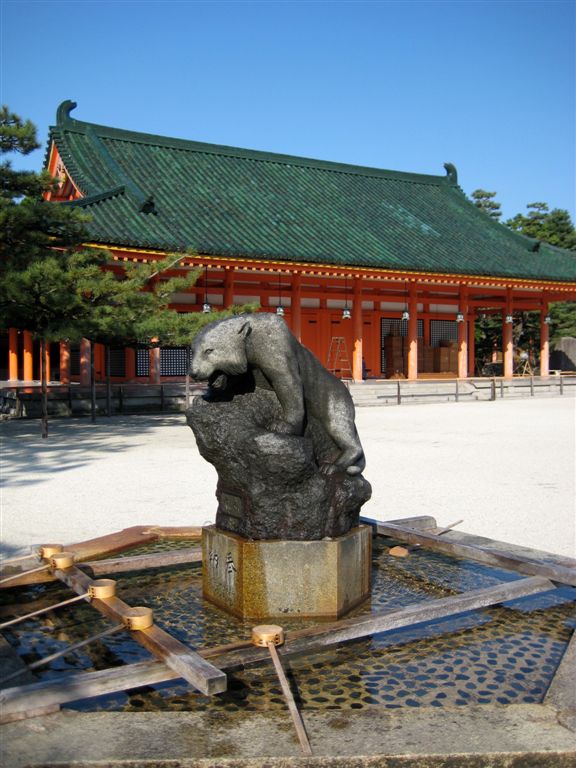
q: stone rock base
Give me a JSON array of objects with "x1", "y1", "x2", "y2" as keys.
[{"x1": 202, "y1": 524, "x2": 372, "y2": 619}]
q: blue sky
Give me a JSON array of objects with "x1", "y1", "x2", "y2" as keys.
[{"x1": 1, "y1": 0, "x2": 574, "y2": 222}]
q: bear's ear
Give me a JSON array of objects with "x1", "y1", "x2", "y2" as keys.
[{"x1": 238, "y1": 321, "x2": 252, "y2": 338}]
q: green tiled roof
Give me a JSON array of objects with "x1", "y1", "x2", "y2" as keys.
[{"x1": 49, "y1": 101, "x2": 576, "y2": 283}]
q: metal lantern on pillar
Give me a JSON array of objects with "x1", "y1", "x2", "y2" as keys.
[
  {"x1": 202, "y1": 265, "x2": 211, "y2": 313},
  {"x1": 505, "y1": 314, "x2": 513, "y2": 324},
  {"x1": 401, "y1": 281, "x2": 409, "y2": 321},
  {"x1": 456, "y1": 311, "x2": 465, "y2": 323},
  {"x1": 276, "y1": 273, "x2": 284, "y2": 316},
  {"x1": 544, "y1": 315, "x2": 551, "y2": 325},
  {"x1": 342, "y1": 276, "x2": 351, "y2": 320}
]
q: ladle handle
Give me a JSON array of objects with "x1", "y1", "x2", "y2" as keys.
[{"x1": 267, "y1": 641, "x2": 312, "y2": 756}]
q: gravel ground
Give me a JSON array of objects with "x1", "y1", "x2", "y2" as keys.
[{"x1": 1, "y1": 396, "x2": 574, "y2": 558}]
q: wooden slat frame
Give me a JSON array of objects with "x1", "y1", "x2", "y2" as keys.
[
  {"x1": 0, "y1": 526, "x2": 202, "y2": 588},
  {"x1": 362, "y1": 517, "x2": 576, "y2": 586},
  {"x1": 53, "y1": 564, "x2": 225, "y2": 696},
  {"x1": 0, "y1": 575, "x2": 554, "y2": 723}
]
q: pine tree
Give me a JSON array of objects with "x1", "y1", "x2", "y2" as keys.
[
  {"x1": 0, "y1": 108, "x2": 98, "y2": 436},
  {"x1": 471, "y1": 189, "x2": 502, "y2": 221}
]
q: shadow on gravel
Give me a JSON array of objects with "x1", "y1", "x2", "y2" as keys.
[{"x1": 1, "y1": 414, "x2": 187, "y2": 489}]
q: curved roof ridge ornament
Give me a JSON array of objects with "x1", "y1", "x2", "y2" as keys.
[
  {"x1": 57, "y1": 100, "x2": 78, "y2": 125},
  {"x1": 84, "y1": 126, "x2": 157, "y2": 215},
  {"x1": 443, "y1": 162, "x2": 458, "y2": 185}
]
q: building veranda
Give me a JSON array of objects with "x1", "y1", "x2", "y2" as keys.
[{"x1": 3, "y1": 101, "x2": 576, "y2": 385}]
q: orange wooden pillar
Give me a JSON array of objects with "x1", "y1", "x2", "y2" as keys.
[
  {"x1": 352, "y1": 278, "x2": 363, "y2": 382},
  {"x1": 291, "y1": 273, "x2": 302, "y2": 341},
  {"x1": 23, "y1": 331, "x2": 33, "y2": 381},
  {"x1": 457, "y1": 287, "x2": 468, "y2": 378},
  {"x1": 59, "y1": 342, "x2": 71, "y2": 384},
  {"x1": 540, "y1": 305, "x2": 550, "y2": 377},
  {"x1": 149, "y1": 347, "x2": 161, "y2": 384},
  {"x1": 503, "y1": 289, "x2": 514, "y2": 379},
  {"x1": 80, "y1": 338, "x2": 91, "y2": 386},
  {"x1": 8, "y1": 328, "x2": 18, "y2": 380},
  {"x1": 224, "y1": 267, "x2": 235, "y2": 308},
  {"x1": 407, "y1": 283, "x2": 418, "y2": 380}
]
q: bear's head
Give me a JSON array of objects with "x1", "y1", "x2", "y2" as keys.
[{"x1": 190, "y1": 317, "x2": 252, "y2": 391}]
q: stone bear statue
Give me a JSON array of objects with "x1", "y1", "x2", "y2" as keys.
[{"x1": 190, "y1": 313, "x2": 366, "y2": 476}]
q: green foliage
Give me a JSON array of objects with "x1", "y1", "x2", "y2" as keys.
[
  {"x1": 0, "y1": 105, "x2": 39, "y2": 155},
  {"x1": 0, "y1": 107, "x2": 96, "y2": 337},
  {"x1": 549, "y1": 301, "x2": 576, "y2": 345},
  {"x1": 506, "y1": 202, "x2": 576, "y2": 251},
  {"x1": 0, "y1": 107, "x2": 89, "y2": 269},
  {"x1": 471, "y1": 189, "x2": 502, "y2": 220}
]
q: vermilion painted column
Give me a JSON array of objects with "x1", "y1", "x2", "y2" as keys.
[
  {"x1": 59, "y1": 342, "x2": 70, "y2": 384},
  {"x1": 540, "y1": 306, "x2": 550, "y2": 377},
  {"x1": 407, "y1": 283, "x2": 418, "y2": 380},
  {"x1": 80, "y1": 338, "x2": 91, "y2": 386},
  {"x1": 352, "y1": 278, "x2": 363, "y2": 382},
  {"x1": 149, "y1": 347, "x2": 161, "y2": 384},
  {"x1": 503, "y1": 289, "x2": 514, "y2": 379},
  {"x1": 8, "y1": 328, "x2": 18, "y2": 380},
  {"x1": 457, "y1": 287, "x2": 468, "y2": 379},
  {"x1": 94, "y1": 343, "x2": 105, "y2": 381},
  {"x1": 224, "y1": 267, "x2": 235, "y2": 308},
  {"x1": 23, "y1": 331, "x2": 33, "y2": 381},
  {"x1": 291, "y1": 273, "x2": 302, "y2": 341},
  {"x1": 125, "y1": 348, "x2": 136, "y2": 380}
]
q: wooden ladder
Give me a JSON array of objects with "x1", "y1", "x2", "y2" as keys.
[{"x1": 327, "y1": 337, "x2": 352, "y2": 378}]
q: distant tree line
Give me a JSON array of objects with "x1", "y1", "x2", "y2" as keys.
[{"x1": 470, "y1": 189, "x2": 576, "y2": 366}]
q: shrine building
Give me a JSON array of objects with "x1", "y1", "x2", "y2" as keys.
[{"x1": 4, "y1": 100, "x2": 576, "y2": 385}]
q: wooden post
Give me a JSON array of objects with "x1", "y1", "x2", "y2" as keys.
[
  {"x1": 59, "y1": 342, "x2": 70, "y2": 385},
  {"x1": 407, "y1": 283, "x2": 418, "y2": 380},
  {"x1": 8, "y1": 328, "x2": 18, "y2": 381},
  {"x1": 23, "y1": 331, "x2": 33, "y2": 381},
  {"x1": 291, "y1": 273, "x2": 302, "y2": 341},
  {"x1": 540, "y1": 305, "x2": 550, "y2": 377},
  {"x1": 352, "y1": 277, "x2": 363, "y2": 382}
]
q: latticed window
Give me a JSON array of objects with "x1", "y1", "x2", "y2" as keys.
[
  {"x1": 160, "y1": 347, "x2": 189, "y2": 376},
  {"x1": 70, "y1": 345, "x2": 80, "y2": 377},
  {"x1": 380, "y1": 318, "x2": 424, "y2": 373},
  {"x1": 430, "y1": 320, "x2": 458, "y2": 348},
  {"x1": 136, "y1": 348, "x2": 149, "y2": 377}
]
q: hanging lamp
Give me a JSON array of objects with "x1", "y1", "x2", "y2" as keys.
[
  {"x1": 276, "y1": 272, "x2": 284, "y2": 316},
  {"x1": 401, "y1": 281, "x2": 410, "y2": 321},
  {"x1": 342, "y1": 276, "x2": 351, "y2": 319},
  {"x1": 202, "y1": 265, "x2": 211, "y2": 313}
]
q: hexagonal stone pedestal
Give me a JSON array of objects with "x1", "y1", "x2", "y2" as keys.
[{"x1": 202, "y1": 524, "x2": 372, "y2": 619}]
